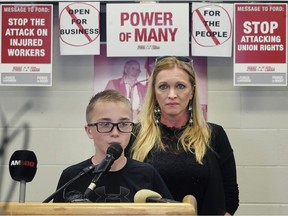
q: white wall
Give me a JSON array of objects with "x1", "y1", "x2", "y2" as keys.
[
  {"x1": 1, "y1": 3, "x2": 288, "y2": 215},
  {"x1": 208, "y1": 57, "x2": 288, "y2": 214}
]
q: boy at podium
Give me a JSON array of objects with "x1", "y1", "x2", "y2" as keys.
[{"x1": 52, "y1": 90, "x2": 172, "y2": 202}]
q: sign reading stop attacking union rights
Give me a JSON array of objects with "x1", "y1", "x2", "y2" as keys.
[
  {"x1": 234, "y1": 3, "x2": 287, "y2": 86},
  {"x1": 0, "y1": 4, "x2": 53, "y2": 86},
  {"x1": 106, "y1": 3, "x2": 189, "y2": 57}
]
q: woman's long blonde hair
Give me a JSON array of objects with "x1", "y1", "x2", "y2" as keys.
[{"x1": 131, "y1": 57, "x2": 211, "y2": 164}]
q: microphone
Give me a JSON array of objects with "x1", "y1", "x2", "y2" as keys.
[
  {"x1": 134, "y1": 189, "x2": 179, "y2": 203},
  {"x1": 9, "y1": 150, "x2": 37, "y2": 203},
  {"x1": 84, "y1": 143, "x2": 123, "y2": 199},
  {"x1": 182, "y1": 194, "x2": 198, "y2": 214}
]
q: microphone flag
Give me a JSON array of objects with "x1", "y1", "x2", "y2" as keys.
[{"x1": 9, "y1": 150, "x2": 37, "y2": 182}]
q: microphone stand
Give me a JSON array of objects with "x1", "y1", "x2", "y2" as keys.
[
  {"x1": 70, "y1": 167, "x2": 107, "y2": 202},
  {"x1": 83, "y1": 156, "x2": 115, "y2": 199},
  {"x1": 19, "y1": 180, "x2": 26, "y2": 203},
  {"x1": 42, "y1": 165, "x2": 97, "y2": 203}
]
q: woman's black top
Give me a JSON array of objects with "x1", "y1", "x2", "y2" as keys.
[{"x1": 126, "y1": 123, "x2": 239, "y2": 215}]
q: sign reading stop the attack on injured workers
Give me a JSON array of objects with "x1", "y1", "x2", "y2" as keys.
[
  {"x1": 191, "y1": 3, "x2": 233, "y2": 57},
  {"x1": 106, "y1": 3, "x2": 189, "y2": 57},
  {"x1": 0, "y1": 4, "x2": 53, "y2": 86},
  {"x1": 59, "y1": 2, "x2": 100, "y2": 55},
  {"x1": 234, "y1": 3, "x2": 287, "y2": 86}
]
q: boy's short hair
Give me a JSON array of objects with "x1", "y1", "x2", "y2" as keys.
[{"x1": 86, "y1": 89, "x2": 132, "y2": 123}]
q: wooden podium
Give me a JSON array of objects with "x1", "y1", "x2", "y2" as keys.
[{"x1": 0, "y1": 202, "x2": 196, "y2": 216}]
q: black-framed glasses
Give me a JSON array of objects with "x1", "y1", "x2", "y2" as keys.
[
  {"x1": 87, "y1": 122, "x2": 134, "y2": 133},
  {"x1": 155, "y1": 56, "x2": 193, "y2": 64}
]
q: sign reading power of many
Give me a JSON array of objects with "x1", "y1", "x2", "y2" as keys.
[{"x1": 59, "y1": 2, "x2": 100, "y2": 47}]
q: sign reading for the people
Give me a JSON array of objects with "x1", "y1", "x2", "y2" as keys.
[
  {"x1": 106, "y1": 3, "x2": 189, "y2": 57},
  {"x1": 59, "y1": 2, "x2": 100, "y2": 55},
  {"x1": 191, "y1": 3, "x2": 233, "y2": 57},
  {"x1": 0, "y1": 4, "x2": 53, "y2": 86},
  {"x1": 234, "y1": 3, "x2": 287, "y2": 86}
]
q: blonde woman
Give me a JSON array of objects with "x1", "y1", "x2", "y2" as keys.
[{"x1": 126, "y1": 56, "x2": 239, "y2": 215}]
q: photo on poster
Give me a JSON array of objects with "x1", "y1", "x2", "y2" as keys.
[{"x1": 94, "y1": 44, "x2": 208, "y2": 121}]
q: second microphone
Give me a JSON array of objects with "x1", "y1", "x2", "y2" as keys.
[{"x1": 84, "y1": 143, "x2": 123, "y2": 199}]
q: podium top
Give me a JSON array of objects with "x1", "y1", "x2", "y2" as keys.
[{"x1": 0, "y1": 202, "x2": 196, "y2": 216}]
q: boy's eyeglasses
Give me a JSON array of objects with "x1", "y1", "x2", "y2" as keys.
[
  {"x1": 155, "y1": 56, "x2": 193, "y2": 65},
  {"x1": 87, "y1": 122, "x2": 134, "y2": 133}
]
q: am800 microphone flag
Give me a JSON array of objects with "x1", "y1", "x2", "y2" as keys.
[{"x1": 9, "y1": 150, "x2": 37, "y2": 182}]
